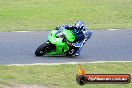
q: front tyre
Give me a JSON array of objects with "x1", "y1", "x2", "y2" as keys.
[{"x1": 35, "y1": 41, "x2": 51, "y2": 56}]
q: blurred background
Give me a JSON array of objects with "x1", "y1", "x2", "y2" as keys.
[{"x1": 0, "y1": 0, "x2": 132, "y2": 31}]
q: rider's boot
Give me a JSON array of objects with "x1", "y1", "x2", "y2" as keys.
[{"x1": 74, "y1": 47, "x2": 81, "y2": 56}]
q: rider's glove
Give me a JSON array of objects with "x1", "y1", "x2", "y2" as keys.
[
  {"x1": 65, "y1": 26, "x2": 74, "y2": 30},
  {"x1": 55, "y1": 27, "x2": 60, "y2": 30}
]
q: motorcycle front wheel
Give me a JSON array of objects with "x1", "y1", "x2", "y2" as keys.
[{"x1": 35, "y1": 41, "x2": 52, "y2": 56}]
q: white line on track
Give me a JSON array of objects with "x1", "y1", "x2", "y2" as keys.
[
  {"x1": 107, "y1": 29, "x2": 119, "y2": 30},
  {"x1": 13, "y1": 31, "x2": 32, "y2": 32},
  {"x1": 4, "y1": 61, "x2": 132, "y2": 66},
  {"x1": 12, "y1": 29, "x2": 119, "y2": 32}
]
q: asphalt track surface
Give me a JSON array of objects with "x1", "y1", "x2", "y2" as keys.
[{"x1": 0, "y1": 30, "x2": 132, "y2": 65}]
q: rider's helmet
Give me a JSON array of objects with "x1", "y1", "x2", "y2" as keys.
[
  {"x1": 74, "y1": 20, "x2": 84, "y2": 33},
  {"x1": 75, "y1": 20, "x2": 84, "y2": 29}
]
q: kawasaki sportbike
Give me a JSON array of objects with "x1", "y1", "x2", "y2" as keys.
[{"x1": 35, "y1": 27, "x2": 92, "y2": 56}]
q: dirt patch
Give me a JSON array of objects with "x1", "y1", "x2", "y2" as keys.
[{"x1": 1, "y1": 84, "x2": 46, "y2": 88}]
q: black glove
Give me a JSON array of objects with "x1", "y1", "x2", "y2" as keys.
[
  {"x1": 65, "y1": 26, "x2": 74, "y2": 30},
  {"x1": 55, "y1": 27, "x2": 60, "y2": 30}
]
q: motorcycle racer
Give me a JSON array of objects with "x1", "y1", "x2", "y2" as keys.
[{"x1": 55, "y1": 21, "x2": 92, "y2": 56}]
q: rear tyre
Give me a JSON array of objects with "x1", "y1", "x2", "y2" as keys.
[{"x1": 35, "y1": 41, "x2": 51, "y2": 56}]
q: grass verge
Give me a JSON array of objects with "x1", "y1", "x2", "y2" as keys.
[
  {"x1": 0, "y1": 0, "x2": 132, "y2": 31},
  {"x1": 0, "y1": 62, "x2": 132, "y2": 88}
]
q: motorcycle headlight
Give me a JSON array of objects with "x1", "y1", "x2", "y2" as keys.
[{"x1": 49, "y1": 33, "x2": 52, "y2": 36}]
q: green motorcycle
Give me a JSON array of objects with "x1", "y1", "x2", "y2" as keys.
[{"x1": 35, "y1": 28, "x2": 76, "y2": 56}]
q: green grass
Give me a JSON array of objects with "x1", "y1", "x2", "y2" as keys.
[
  {"x1": 0, "y1": 62, "x2": 132, "y2": 88},
  {"x1": 0, "y1": 0, "x2": 132, "y2": 31}
]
